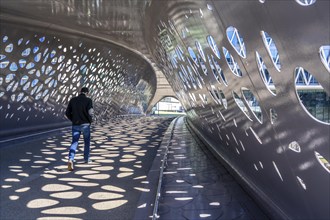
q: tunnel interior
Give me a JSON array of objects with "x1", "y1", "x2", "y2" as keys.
[{"x1": 0, "y1": 0, "x2": 329, "y2": 219}]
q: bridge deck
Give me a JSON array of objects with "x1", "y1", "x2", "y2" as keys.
[{"x1": 0, "y1": 116, "x2": 268, "y2": 220}]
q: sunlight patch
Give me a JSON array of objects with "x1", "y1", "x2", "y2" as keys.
[
  {"x1": 42, "y1": 184, "x2": 73, "y2": 192},
  {"x1": 101, "y1": 185, "x2": 126, "y2": 192},
  {"x1": 50, "y1": 191, "x2": 82, "y2": 199},
  {"x1": 27, "y1": 199, "x2": 59, "y2": 208},
  {"x1": 82, "y1": 174, "x2": 110, "y2": 180},
  {"x1": 92, "y1": 200, "x2": 127, "y2": 210},
  {"x1": 88, "y1": 192, "x2": 123, "y2": 200},
  {"x1": 41, "y1": 206, "x2": 86, "y2": 215}
]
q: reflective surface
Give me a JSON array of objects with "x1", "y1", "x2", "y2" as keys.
[
  {"x1": 0, "y1": 116, "x2": 172, "y2": 220},
  {"x1": 0, "y1": 0, "x2": 329, "y2": 219}
]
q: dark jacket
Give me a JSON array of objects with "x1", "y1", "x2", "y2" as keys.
[{"x1": 65, "y1": 93, "x2": 93, "y2": 125}]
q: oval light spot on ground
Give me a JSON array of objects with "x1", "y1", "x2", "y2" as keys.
[
  {"x1": 102, "y1": 154, "x2": 119, "y2": 158},
  {"x1": 193, "y1": 185, "x2": 204, "y2": 188},
  {"x1": 42, "y1": 184, "x2": 73, "y2": 192},
  {"x1": 119, "y1": 167, "x2": 133, "y2": 172},
  {"x1": 41, "y1": 206, "x2": 86, "y2": 215},
  {"x1": 92, "y1": 200, "x2": 128, "y2": 210},
  {"x1": 18, "y1": 173, "x2": 29, "y2": 177},
  {"x1": 82, "y1": 174, "x2": 110, "y2": 180},
  {"x1": 50, "y1": 191, "x2": 82, "y2": 199},
  {"x1": 34, "y1": 160, "x2": 50, "y2": 164},
  {"x1": 75, "y1": 170, "x2": 100, "y2": 175},
  {"x1": 37, "y1": 217, "x2": 82, "y2": 220},
  {"x1": 134, "y1": 187, "x2": 150, "y2": 192},
  {"x1": 117, "y1": 173, "x2": 133, "y2": 178},
  {"x1": 89, "y1": 156, "x2": 105, "y2": 160},
  {"x1": 59, "y1": 178, "x2": 88, "y2": 182},
  {"x1": 5, "y1": 178, "x2": 20, "y2": 182},
  {"x1": 15, "y1": 187, "x2": 30, "y2": 192},
  {"x1": 134, "y1": 175, "x2": 146, "y2": 180},
  {"x1": 92, "y1": 166, "x2": 114, "y2": 171},
  {"x1": 53, "y1": 147, "x2": 66, "y2": 150},
  {"x1": 88, "y1": 192, "x2": 124, "y2": 200},
  {"x1": 75, "y1": 164, "x2": 99, "y2": 168},
  {"x1": 175, "y1": 197, "x2": 193, "y2": 201},
  {"x1": 101, "y1": 185, "x2": 126, "y2": 192},
  {"x1": 9, "y1": 195, "x2": 19, "y2": 200},
  {"x1": 27, "y1": 199, "x2": 59, "y2": 208},
  {"x1": 9, "y1": 166, "x2": 22, "y2": 168},
  {"x1": 120, "y1": 159, "x2": 135, "y2": 162},
  {"x1": 68, "y1": 182, "x2": 99, "y2": 187},
  {"x1": 96, "y1": 159, "x2": 114, "y2": 163},
  {"x1": 93, "y1": 148, "x2": 108, "y2": 152},
  {"x1": 9, "y1": 169, "x2": 23, "y2": 172},
  {"x1": 20, "y1": 159, "x2": 31, "y2": 162},
  {"x1": 41, "y1": 151, "x2": 56, "y2": 155},
  {"x1": 41, "y1": 174, "x2": 57, "y2": 179},
  {"x1": 122, "y1": 155, "x2": 136, "y2": 159},
  {"x1": 45, "y1": 157, "x2": 56, "y2": 161}
]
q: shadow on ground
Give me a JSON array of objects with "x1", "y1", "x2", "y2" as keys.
[{"x1": 0, "y1": 116, "x2": 174, "y2": 220}]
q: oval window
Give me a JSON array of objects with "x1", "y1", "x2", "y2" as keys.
[
  {"x1": 0, "y1": 54, "x2": 6, "y2": 61},
  {"x1": 188, "y1": 47, "x2": 198, "y2": 65},
  {"x1": 19, "y1": 59, "x2": 27, "y2": 68},
  {"x1": 270, "y1": 108, "x2": 278, "y2": 124},
  {"x1": 315, "y1": 151, "x2": 330, "y2": 173},
  {"x1": 226, "y1": 26, "x2": 246, "y2": 58},
  {"x1": 294, "y1": 67, "x2": 330, "y2": 124},
  {"x1": 210, "y1": 55, "x2": 227, "y2": 85},
  {"x1": 261, "y1": 31, "x2": 281, "y2": 71},
  {"x1": 207, "y1": 35, "x2": 221, "y2": 59},
  {"x1": 0, "y1": 61, "x2": 9, "y2": 69},
  {"x1": 33, "y1": 46, "x2": 39, "y2": 54},
  {"x1": 233, "y1": 91, "x2": 252, "y2": 120},
  {"x1": 5, "y1": 73, "x2": 15, "y2": 83},
  {"x1": 5, "y1": 43, "x2": 14, "y2": 53},
  {"x1": 223, "y1": 47, "x2": 242, "y2": 77},
  {"x1": 195, "y1": 41, "x2": 206, "y2": 62},
  {"x1": 20, "y1": 75, "x2": 29, "y2": 85},
  {"x1": 256, "y1": 52, "x2": 276, "y2": 95},
  {"x1": 175, "y1": 45, "x2": 185, "y2": 62},
  {"x1": 288, "y1": 141, "x2": 301, "y2": 153},
  {"x1": 319, "y1": 45, "x2": 330, "y2": 72},
  {"x1": 241, "y1": 88, "x2": 263, "y2": 123},
  {"x1": 295, "y1": 0, "x2": 316, "y2": 6},
  {"x1": 22, "y1": 48, "x2": 31, "y2": 57},
  {"x1": 9, "y1": 62, "x2": 18, "y2": 72}
]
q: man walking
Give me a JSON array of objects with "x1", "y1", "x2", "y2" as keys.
[{"x1": 65, "y1": 87, "x2": 94, "y2": 171}]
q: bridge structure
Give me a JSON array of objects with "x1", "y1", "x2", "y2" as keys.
[{"x1": 0, "y1": 0, "x2": 329, "y2": 219}]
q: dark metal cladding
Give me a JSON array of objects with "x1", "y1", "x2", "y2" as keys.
[{"x1": 0, "y1": 0, "x2": 329, "y2": 219}]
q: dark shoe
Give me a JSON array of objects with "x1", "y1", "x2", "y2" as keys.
[
  {"x1": 84, "y1": 159, "x2": 93, "y2": 163},
  {"x1": 68, "y1": 160, "x2": 74, "y2": 171}
]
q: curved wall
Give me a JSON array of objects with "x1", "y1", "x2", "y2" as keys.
[
  {"x1": 144, "y1": 1, "x2": 330, "y2": 219},
  {"x1": 0, "y1": 0, "x2": 329, "y2": 219},
  {"x1": 0, "y1": 20, "x2": 156, "y2": 138}
]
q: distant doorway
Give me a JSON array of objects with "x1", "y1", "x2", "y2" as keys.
[{"x1": 152, "y1": 97, "x2": 185, "y2": 116}]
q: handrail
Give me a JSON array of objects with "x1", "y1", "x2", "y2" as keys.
[{"x1": 152, "y1": 116, "x2": 180, "y2": 219}]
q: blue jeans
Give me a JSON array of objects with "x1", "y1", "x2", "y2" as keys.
[{"x1": 68, "y1": 124, "x2": 91, "y2": 161}]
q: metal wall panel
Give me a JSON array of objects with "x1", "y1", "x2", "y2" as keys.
[
  {"x1": 0, "y1": 21, "x2": 156, "y2": 138},
  {"x1": 145, "y1": 1, "x2": 330, "y2": 219},
  {"x1": 0, "y1": 0, "x2": 329, "y2": 219}
]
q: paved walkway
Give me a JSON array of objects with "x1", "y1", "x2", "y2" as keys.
[
  {"x1": 0, "y1": 116, "x2": 173, "y2": 220},
  {"x1": 155, "y1": 117, "x2": 269, "y2": 220},
  {"x1": 1, "y1": 116, "x2": 268, "y2": 220}
]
